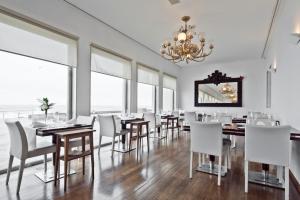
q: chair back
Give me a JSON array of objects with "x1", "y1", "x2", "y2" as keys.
[
  {"x1": 5, "y1": 121, "x2": 28, "y2": 159},
  {"x1": 217, "y1": 115, "x2": 232, "y2": 124},
  {"x1": 172, "y1": 110, "x2": 179, "y2": 117},
  {"x1": 247, "y1": 118, "x2": 274, "y2": 126},
  {"x1": 77, "y1": 115, "x2": 96, "y2": 126},
  {"x1": 184, "y1": 112, "x2": 196, "y2": 125},
  {"x1": 190, "y1": 122, "x2": 223, "y2": 156},
  {"x1": 245, "y1": 125, "x2": 290, "y2": 166},
  {"x1": 132, "y1": 113, "x2": 144, "y2": 119},
  {"x1": 143, "y1": 112, "x2": 156, "y2": 131},
  {"x1": 113, "y1": 115, "x2": 122, "y2": 133},
  {"x1": 98, "y1": 115, "x2": 116, "y2": 137}
]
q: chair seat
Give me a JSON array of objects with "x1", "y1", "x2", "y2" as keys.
[{"x1": 28, "y1": 141, "x2": 56, "y2": 158}]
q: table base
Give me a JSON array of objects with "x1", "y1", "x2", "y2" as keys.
[
  {"x1": 196, "y1": 163, "x2": 227, "y2": 177},
  {"x1": 35, "y1": 167, "x2": 76, "y2": 183},
  {"x1": 248, "y1": 171, "x2": 284, "y2": 189}
]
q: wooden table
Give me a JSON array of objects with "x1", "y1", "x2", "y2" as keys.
[
  {"x1": 54, "y1": 128, "x2": 94, "y2": 192},
  {"x1": 117, "y1": 117, "x2": 143, "y2": 153},
  {"x1": 34, "y1": 123, "x2": 93, "y2": 182},
  {"x1": 129, "y1": 120, "x2": 150, "y2": 156},
  {"x1": 222, "y1": 123, "x2": 300, "y2": 140}
]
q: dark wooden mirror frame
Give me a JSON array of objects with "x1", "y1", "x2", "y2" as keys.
[{"x1": 194, "y1": 70, "x2": 243, "y2": 107}]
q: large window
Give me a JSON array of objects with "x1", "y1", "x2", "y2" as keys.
[
  {"x1": 163, "y1": 74, "x2": 177, "y2": 112},
  {"x1": 91, "y1": 72, "x2": 126, "y2": 113},
  {"x1": 0, "y1": 11, "x2": 77, "y2": 172},
  {"x1": 138, "y1": 83, "x2": 156, "y2": 113},
  {"x1": 137, "y1": 64, "x2": 159, "y2": 113},
  {"x1": 90, "y1": 45, "x2": 131, "y2": 114}
]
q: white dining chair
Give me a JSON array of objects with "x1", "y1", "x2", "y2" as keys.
[
  {"x1": 98, "y1": 115, "x2": 129, "y2": 157},
  {"x1": 5, "y1": 121, "x2": 56, "y2": 194},
  {"x1": 189, "y1": 122, "x2": 223, "y2": 186},
  {"x1": 143, "y1": 112, "x2": 158, "y2": 135},
  {"x1": 184, "y1": 111, "x2": 196, "y2": 127},
  {"x1": 245, "y1": 125, "x2": 290, "y2": 199}
]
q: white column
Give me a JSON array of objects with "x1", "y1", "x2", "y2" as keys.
[
  {"x1": 129, "y1": 61, "x2": 137, "y2": 113},
  {"x1": 76, "y1": 39, "x2": 91, "y2": 116}
]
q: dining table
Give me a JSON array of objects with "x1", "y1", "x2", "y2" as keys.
[
  {"x1": 116, "y1": 116, "x2": 144, "y2": 153},
  {"x1": 33, "y1": 123, "x2": 93, "y2": 183},
  {"x1": 197, "y1": 123, "x2": 300, "y2": 189}
]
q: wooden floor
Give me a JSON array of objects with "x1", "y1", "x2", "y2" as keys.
[{"x1": 0, "y1": 130, "x2": 299, "y2": 200}]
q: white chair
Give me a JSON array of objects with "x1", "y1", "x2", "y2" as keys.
[
  {"x1": 98, "y1": 115, "x2": 129, "y2": 157},
  {"x1": 247, "y1": 118, "x2": 274, "y2": 126},
  {"x1": 184, "y1": 111, "x2": 196, "y2": 127},
  {"x1": 132, "y1": 113, "x2": 144, "y2": 119},
  {"x1": 66, "y1": 115, "x2": 96, "y2": 127},
  {"x1": 245, "y1": 125, "x2": 290, "y2": 199},
  {"x1": 189, "y1": 122, "x2": 223, "y2": 186},
  {"x1": 143, "y1": 112, "x2": 157, "y2": 134},
  {"x1": 5, "y1": 121, "x2": 56, "y2": 194}
]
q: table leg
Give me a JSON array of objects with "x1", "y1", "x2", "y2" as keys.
[
  {"x1": 248, "y1": 163, "x2": 284, "y2": 189},
  {"x1": 82, "y1": 136, "x2": 85, "y2": 175},
  {"x1": 64, "y1": 136, "x2": 69, "y2": 192},
  {"x1": 89, "y1": 133, "x2": 94, "y2": 179}
]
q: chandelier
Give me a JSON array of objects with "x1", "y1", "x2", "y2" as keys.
[
  {"x1": 220, "y1": 83, "x2": 235, "y2": 95},
  {"x1": 160, "y1": 16, "x2": 214, "y2": 63}
]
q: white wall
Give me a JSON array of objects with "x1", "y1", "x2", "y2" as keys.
[
  {"x1": 0, "y1": 0, "x2": 181, "y2": 115},
  {"x1": 264, "y1": 0, "x2": 300, "y2": 183},
  {"x1": 179, "y1": 59, "x2": 267, "y2": 116}
]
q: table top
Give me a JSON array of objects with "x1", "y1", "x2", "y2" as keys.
[
  {"x1": 55, "y1": 128, "x2": 94, "y2": 137},
  {"x1": 222, "y1": 123, "x2": 300, "y2": 140},
  {"x1": 36, "y1": 123, "x2": 93, "y2": 136},
  {"x1": 130, "y1": 120, "x2": 150, "y2": 125}
]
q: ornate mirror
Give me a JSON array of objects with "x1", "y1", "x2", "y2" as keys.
[{"x1": 194, "y1": 70, "x2": 243, "y2": 107}]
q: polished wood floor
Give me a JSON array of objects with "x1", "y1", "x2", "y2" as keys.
[{"x1": 0, "y1": 131, "x2": 299, "y2": 200}]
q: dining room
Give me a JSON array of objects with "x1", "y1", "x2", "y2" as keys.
[{"x1": 0, "y1": 0, "x2": 300, "y2": 200}]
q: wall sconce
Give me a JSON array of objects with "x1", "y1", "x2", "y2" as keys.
[
  {"x1": 291, "y1": 33, "x2": 300, "y2": 45},
  {"x1": 269, "y1": 64, "x2": 277, "y2": 73}
]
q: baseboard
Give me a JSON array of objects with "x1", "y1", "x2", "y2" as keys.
[{"x1": 290, "y1": 170, "x2": 300, "y2": 194}]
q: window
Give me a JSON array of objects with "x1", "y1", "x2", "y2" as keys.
[
  {"x1": 163, "y1": 74, "x2": 177, "y2": 111},
  {"x1": 138, "y1": 83, "x2": 155, "y2": 113},
  {"x1": 90, "y1": 45, "x2": 131, "y2": 114},
  {"x1": 0, "y1": 11, "x2": 77, "y2": 173},
  {"x1": 91, "y1": 73, "x2": 126, "y2": 113},
  {"x1": 137, "y1": 64, "x2": 159, "y2": 113}
]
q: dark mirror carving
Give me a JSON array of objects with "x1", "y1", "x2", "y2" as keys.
[{"x1": 194, "y1": 70, "x2": 243, "y2": 107}]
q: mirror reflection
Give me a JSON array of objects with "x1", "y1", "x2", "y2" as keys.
[{"x1": 198, "y1": 82, "x2": 238, "y2": 104}]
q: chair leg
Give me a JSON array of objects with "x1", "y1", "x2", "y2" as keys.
[
  {"x1": 285, "y1": 166, "x2": 289, "y2": 200},
  {"x1": 245, "y1": 160, "x2": 248, "y2": 193},
  {"x1": 6, "y1": 155, "x2": 14, "y2": 185},
  {"x1": 198, "y1": 153, "x2": 201, "y2": 167},
  {"x1": 16, "y1": 159, "x2": 25, "y2": 194},
  {"x1": 228, "y1": 146, "x2": 231, "y2": 169},
  {"x1": 98, "y1": 136, "x2": 102, "y2": 155},
  {"x1": 111, "y1": 137, "x2": 115, "y2": 157},
  {"x1": 224, "y1": 151, "x2": 228, "y2": 174},
  {"x1": 218, "y1": 155, "x2": 221, "y2": 186},
  {"x1": 44, "y1": 154, "x2": 47, "y2": 173},
  {"x1": 189, "y1": 151, "x2": 193, "y2": 179}
]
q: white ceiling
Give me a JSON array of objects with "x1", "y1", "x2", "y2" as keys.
[{"x1": 66, "y1": 0, "x2": 277, "y2": 67}]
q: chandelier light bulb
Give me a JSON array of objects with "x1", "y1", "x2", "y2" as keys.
[{"x1": 178, "y1": 32, "x2": 187, "y2": 42}]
